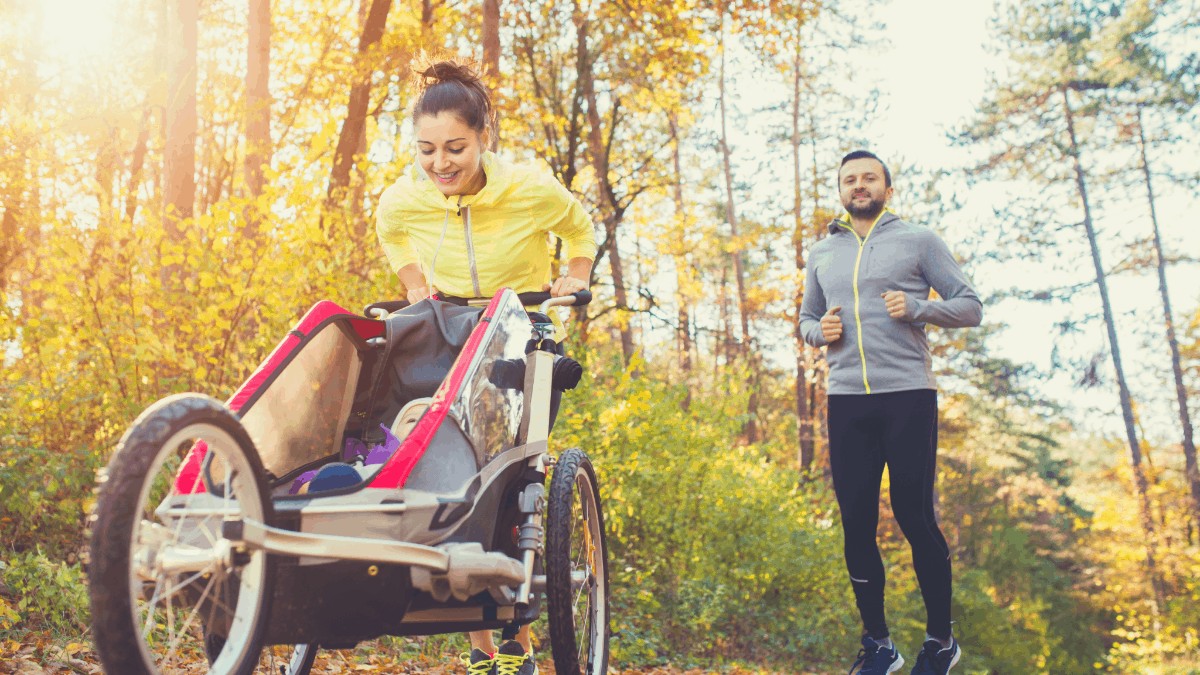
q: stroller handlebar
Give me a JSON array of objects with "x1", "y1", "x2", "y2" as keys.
[
  {"x1": 363, "y1": 289, "x2": 591, "y2": 319},
  {"x1": 524, "y1": 289, "x2": 592, "y2": 313}
]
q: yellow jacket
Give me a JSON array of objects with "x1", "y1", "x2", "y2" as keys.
[{"x1": 375, "y1": 152, "x2": 597, "y2": 299}]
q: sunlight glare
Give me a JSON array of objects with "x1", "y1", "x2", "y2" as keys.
[{"x1": 39, "y1": 0, "x2": 121, "y2": 65}]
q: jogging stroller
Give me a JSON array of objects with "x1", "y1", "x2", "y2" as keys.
[{"x1": 86, "y1": 288, "x2": 609, "y2": 674}]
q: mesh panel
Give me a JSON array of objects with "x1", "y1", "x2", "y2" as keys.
[{"x1": 239, "y1": 324, "x2": 362, "y2": 478}]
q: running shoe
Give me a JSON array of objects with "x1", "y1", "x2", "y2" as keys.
[
  {"x1": 460, "y1": 648, "x2": 495, "y2": 675},
  {"x1": 849, "y1": 635, "x2": 905, "y2": 674},
  {"x1": 494, "y1": 640, "x2": 538, "y2": 675},
  {"x1": 910, "y1": 637, "x2": 961, "y2": 674}
]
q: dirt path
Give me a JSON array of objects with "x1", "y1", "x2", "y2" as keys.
[{"x1": 0, "y1": 639, "x2": 796, "y2": 675}]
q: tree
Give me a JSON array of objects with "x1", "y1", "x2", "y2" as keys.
[
  {"x1": 164, "y1": 0, "x2": 198, "y2": 234},
  {"x1": 559, "y1": 0, "x2": 706, "y2": 367},
  {"x1": 960, "y1": 0, "x2": 1166, "y2": 606},
  {"x1": 1092, "y1": 0, "x2": 1200, "y2": 519},
  {"x1": 326, "y1": 0, "x2": 393, "y2": 219},
  {"x1": 244, "y1": 0, "x2": 272, "y2": 215},
  {"x1": 715, "y1": 2, "x2": 759, "y2": 441},
  {"x1": 483, "y1": 0, "x2": 501, "y2": 150}
]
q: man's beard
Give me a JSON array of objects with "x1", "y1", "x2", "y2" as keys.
[{"x1": 845, "y1": 194, "x2": 886, "y2": 219}]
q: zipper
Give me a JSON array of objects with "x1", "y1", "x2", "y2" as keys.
[
  {"x1": 835, "y1": 212, "x2": 887, "y2": 394},
  {"x1": 462, "y1": 202, "x2": 481, "y2": 296}
]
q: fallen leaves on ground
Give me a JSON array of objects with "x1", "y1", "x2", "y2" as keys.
[{"x1": 0, "y1": 634, "x2": 798, "y2": 674}]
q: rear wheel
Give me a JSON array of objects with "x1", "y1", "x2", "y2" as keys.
[
  {"x1": 544, "y1": 448, "x2": 609, "y2": 675},
  {"x1": 89, "y1": 394, "x2": 273, "y2": 675}
]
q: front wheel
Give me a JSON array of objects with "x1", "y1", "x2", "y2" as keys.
[
  {"x1": 89, "y1": 394, "x2": 273, "y2": 675},
  {"x1": 544, "y1": 448, "x2": 610, "y2": 675}
]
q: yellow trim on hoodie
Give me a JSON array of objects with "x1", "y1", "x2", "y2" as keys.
[{"x1": 834, "y1": 209, "x2": 891, "y2": 394}]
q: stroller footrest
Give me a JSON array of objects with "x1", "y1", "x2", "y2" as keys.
[
  {"x1": 411, "y1": 543, "x2": 525, "y2": 603},
  {"x1": 230, "y1": 518, "x2": 450, "y2": 571}
]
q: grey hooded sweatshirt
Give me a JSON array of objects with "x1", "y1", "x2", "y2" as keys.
[{"x1": 799, "y1": 211, "x2": 982, "y2": 395}]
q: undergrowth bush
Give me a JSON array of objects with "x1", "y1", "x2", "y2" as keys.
[{"x1": 0, "y1": 550, "x2": 89, "y2": 636}]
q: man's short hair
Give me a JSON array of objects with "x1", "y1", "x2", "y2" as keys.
[{"x1": 840, "y1": 150, "x2": 891, "y2": 187}]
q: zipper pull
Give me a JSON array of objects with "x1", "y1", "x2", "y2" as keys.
[{"x1": 456, "y1": 195, "x2": 462, "y2": 217}]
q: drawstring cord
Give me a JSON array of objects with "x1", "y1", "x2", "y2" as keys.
[{"x1": 425, "y1": 207, "x2": 451, "y2": 298}]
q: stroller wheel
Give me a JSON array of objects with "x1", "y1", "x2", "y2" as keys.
[
  {"x1": 545, "y1": 448, "x2": 610, "y2": 675},
  {"x1": 88, "y1": 394, "x2": 275, "y2": 675},
  {"x1": 257, "y1": 643, "x2": 318, "y2": 674},
  {"x1": 208, "y1": 635, "x2": 318, "y2": 675}
]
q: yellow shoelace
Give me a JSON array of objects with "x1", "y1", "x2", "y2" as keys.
[
  {"x1": 459, "y1": 651, "x2": 495, "y2": 675},
  {"x1": 493, "y1": 650, "x2": 532, "y2": 675}
]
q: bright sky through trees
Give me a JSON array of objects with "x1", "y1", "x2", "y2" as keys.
[{"x1": 38, "y1": 0, "x2": 120, "y2": 63}]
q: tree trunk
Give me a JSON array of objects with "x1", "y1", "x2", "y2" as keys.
[
  {"x1": 717, "y1": 8, "x2": 756, "y2": 442},
  {"x1": 244, "y1": 0, "x2": 272, "y2": 219},
  {"x1": 1063, "y1": 87, "x2": 1165, "y2": 607},
  {"x1": 605, "y1": 217, "x2": 634, "y2": 366},
  {"x1": 420, "y1": 0, "x2": 436, "y2": 35},
  {"x1": 0, "y1": 203, "x2": 20, "y2": 298},
  {"x1": 575, "y1": 1, "x2": 634, "y2": 368},
  {"x1": 164, "y1": 0, "x2": 198, "y2": 232},
  {"x1": 124, "y1": 104, "x2": 152, "y2": 223},
  {"x1": 669, "y1": 115, "x2": 692, "y2": 407},
  {"x1": 1136, "y1": 106, "x2": 1200, "y2": 520},
  {"x1": 718, "y1": 265, "x2": 731, "y2": 369},
  {"x1": 326, "y1": 0, "x2": 392, "y2": 215},
  {"x1": 482, "y1": 0, "x2": 500, "y2": 150},
  {"x1": 791, "y1": 29, "x2": 814, "y2": 471},
  {"x1": 483, "y1": 0, "x2": 500, "y2": 76}
]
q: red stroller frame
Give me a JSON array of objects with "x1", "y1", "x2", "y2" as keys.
[{"x1": 87, "y1": 288, "x2": 610, "y2": 675}]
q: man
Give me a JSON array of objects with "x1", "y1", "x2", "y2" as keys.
[{"x1": 799, "y1": 150, "x2": 982, "y2": 675}]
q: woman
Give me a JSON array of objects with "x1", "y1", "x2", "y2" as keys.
[{"x1": 375, "y1": 58, "x2": 596, "y2": 675}]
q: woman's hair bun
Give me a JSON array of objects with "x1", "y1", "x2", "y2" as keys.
[
  {"x1": 416, "y1": 59, "x2": 484, "y2": 90},
  {"x1": 411, "y1": 56, "x2": 495, "y2": 135}
]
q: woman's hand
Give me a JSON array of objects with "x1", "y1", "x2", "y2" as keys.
[
  {"x1": 406, "y1": 286, "x2": 434, "y2": 304},
  {"x1": 547, "y1": 276, "x2": 588, "y2": 297},
  {"x1": 397, "y1": 264, "x2": 433, "y2": 304}
]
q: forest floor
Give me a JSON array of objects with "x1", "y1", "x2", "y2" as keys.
[{"x1": 0, "y1": 634, "x2": 799, "y2": 674}]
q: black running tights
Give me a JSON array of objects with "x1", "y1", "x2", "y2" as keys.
[{"x1": 828, "y1": 389, "x2": 952, "y2": 640}]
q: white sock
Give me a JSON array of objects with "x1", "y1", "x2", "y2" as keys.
[{"x1": 925, "y1": 632, "x2": 953, "y2": 650}]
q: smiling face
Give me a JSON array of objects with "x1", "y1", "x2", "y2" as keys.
[
  {"x1": 415, "y1": 111, "x2": 490, "y2": 197},
  {"x1": 838, "y1": 157, "x2": 893, "y2": 220}
]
